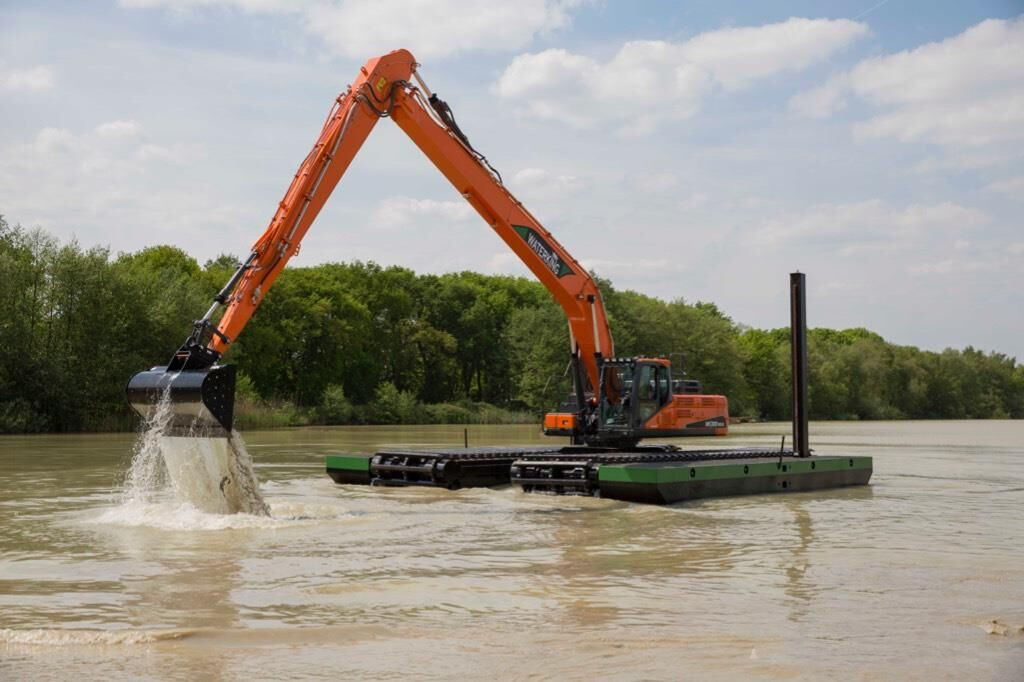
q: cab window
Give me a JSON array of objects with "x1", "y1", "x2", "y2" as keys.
[
  {"x1": 637, "y1": 364, "x2": 656, "y2": 401},
  {"x1": 637, "y1": 364, "x2": 659, "y2": 422},
  {"x1": 657, "y1": 365, "x2": 670, "y2": 404}
]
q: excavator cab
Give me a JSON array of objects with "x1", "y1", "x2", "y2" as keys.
[
  {"x1": 544, "y1": 356, "x2": 726, "y2": 446},
  {"x1": 593, "y1": 358, "x2": 673, "y2": 445}
]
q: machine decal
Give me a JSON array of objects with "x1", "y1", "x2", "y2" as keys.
[{"x1": 513, "y1": 225, "x2": 573, "y2": 278}]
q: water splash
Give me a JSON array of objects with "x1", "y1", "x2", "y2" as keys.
[
  {"x1": 120, "y1": 382, "x2": 269, "y2": 516},
  {"x1": 121, "y1": 382, "x2": 174, "y2": 503},
  {"x1": 224, "y1": 432, "x2": 271, "y2": 516}
]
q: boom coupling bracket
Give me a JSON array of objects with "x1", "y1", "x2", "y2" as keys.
[{"x1": 126, "y1": 283, "x2": 235, "y2": 438}]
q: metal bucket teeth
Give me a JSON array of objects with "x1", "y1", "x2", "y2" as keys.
[{"x1": 125, "y1": 365, "x2": 236, "y2": 436}]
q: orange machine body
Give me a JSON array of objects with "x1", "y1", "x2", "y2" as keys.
[
  {"x1": 635, "y1": 357, "x2": 728, "y2": 436},
  {"x1": 645, "y1": 394, "x2": 729, "y2": 436},
  {"x1": 544, "y1": 356, "x2": 728, "y2": 439},
  {"x1": 544, "y1": 412, "x2": 578, "y2": 434}
]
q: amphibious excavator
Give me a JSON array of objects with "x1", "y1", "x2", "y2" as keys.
[{"x1": 126, "y1": 49, "x2": 729, "y2": 448}]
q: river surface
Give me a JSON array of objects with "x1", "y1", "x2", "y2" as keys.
[{"x1": 1, "y1": 421, "x2": 1023, "y2": 680}]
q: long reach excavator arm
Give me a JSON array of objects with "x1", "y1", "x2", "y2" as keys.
[{"x1": 127, "y1": 50, "x2": 727, "y2": 446}]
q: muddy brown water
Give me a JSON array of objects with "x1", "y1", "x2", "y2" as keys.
[{"x1": 1, "y1": 421, "x2": 1022, "y2": 680}]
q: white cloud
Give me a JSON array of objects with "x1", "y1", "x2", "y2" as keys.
[
  {"x1": 849, "y1": 18, "x2": 1021, "y2": 108},
  {"x1": 120, "y1": 0, "x2": 584, "y2": 59},
  {"x1": 0, "y1": 120, "x2": 204, "y2": 249},
  {"x1": 792, "y1": 17, "x2": 1024, "y2": 148},
  {"x1": 905, "y1": 240, "x2": 1022, "y2": 276},
  {"x1": 119, "y1": 0, "x2": 294, "y2": 9},
  {"x1": 510, "y1": 167, "x2": 584, "y2": 199},
  {"x1": 96, "y1": 119, "x2": 143, "y2": 138},
  {"x1": 854, "y1": 90, "x2": 1024, "y2": 147},
  {"x1": 371, "y1": 196, "x2": 474, "y2": 228},
  {"x1": 135, "y1": 143, "x2": 191, "y2": 163},
  {"x1": 788, "y1": 74, "x2": 848, "y2": 118},
  {"x1": 640, "y1": 173, "x2": 677, "y2": 193},
  {"x1": 1, "y1": 64, "x2": 54, "y2": 91},
  {"x1": 581, "y1": 256, "x2": 674, "y2": 275},
  {"x1": 907, "y1": 259, "x2": 987, "y2": 275},
  {"x1": 495, "y1": 18, "x2": 867, "y2": 133},
  {"x1": 34, "y1": 128, "x2": 76, "y2": 154},
  {"x1": 678, "y1": 192, "x2": 708, "y2": 211},
  {"x1": 984, "y1": 175, "x2": 1024, "y2": 197},
  {"x1": 27, "y1": 121, "x2": 176, "y2": 167},
  {"x1": 753, "y1": 199, "x2": 988, "y2": 247},
  {"x1": 910, "y1": 148, "x2": 1022, "y2": 174},
  {"x1": 484, "y1": 251, "x2": 526, "y2": 276},
  {"x1": 897, "y1": 202, "x2": 988, "y2": 229},
  {"x1": 680, "y1": 18, "x2": 869, "y2": 90}
]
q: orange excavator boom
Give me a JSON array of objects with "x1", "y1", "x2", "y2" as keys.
[
  {"x1": 206, "y1": 50, "x2": 611, "y2": 393},
  {"x1": 125, "y1": 50, "x2": 727, "y2": 444}
]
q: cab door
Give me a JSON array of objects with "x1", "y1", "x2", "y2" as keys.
[
  {"x1": 637, "y1": 363, "x2": 672, "y2": 427},
  {"x1": 635, "y1": 363, "x2": 661, "y2": 426}
]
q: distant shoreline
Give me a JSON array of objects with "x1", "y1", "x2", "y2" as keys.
[{"x1": 2, "y1": 218, "x2": 1022, "y2": 435}]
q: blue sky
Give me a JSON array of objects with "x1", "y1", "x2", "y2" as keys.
[{"x1": 1, "y1": 1, "x2": 1022, "y2": 360}]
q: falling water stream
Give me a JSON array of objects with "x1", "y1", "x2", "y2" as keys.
[{"x1": 121, "y1": 385, "x2": 269, "y2": 516}]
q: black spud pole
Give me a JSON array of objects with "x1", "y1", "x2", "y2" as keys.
[{"x1": 790, "y1": 272, "x2": 810, "y2": 457}]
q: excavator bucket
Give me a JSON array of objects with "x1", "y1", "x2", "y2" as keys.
[
  {"x1": 126, "y1": 365, "x2": 236, "y2": 436},
  {"x1": 125, "y1": 365, "x2": 257, "y2": 513}
]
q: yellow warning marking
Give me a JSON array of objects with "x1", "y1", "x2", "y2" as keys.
[{"x1": 375, "y1": 76, "x2": 387, "y2": 93}]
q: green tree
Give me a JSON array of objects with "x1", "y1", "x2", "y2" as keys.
[{"x1": 1, "y1": 216, "x2": 1022, "y2": 432}]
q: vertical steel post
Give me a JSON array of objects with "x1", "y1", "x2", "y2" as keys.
[{"x1": 790, "y1": 272, "x2": 810, "y2": 457}]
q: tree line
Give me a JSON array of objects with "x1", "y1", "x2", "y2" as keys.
[{"x1": 1, "y1": 216, "x2": 1021, "y2": 433}]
